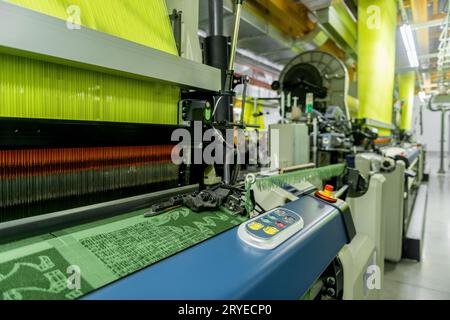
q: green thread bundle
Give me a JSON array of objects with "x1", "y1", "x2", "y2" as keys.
[{"x1": 256, "y1": 164, "x2": 346, "y2": 191}]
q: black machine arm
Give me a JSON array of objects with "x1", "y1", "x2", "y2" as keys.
[{"x1": 271, "y1": 78, "x2": 328, "y2": 99}]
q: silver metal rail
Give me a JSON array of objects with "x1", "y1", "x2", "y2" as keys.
[{"x1": 0, "y1": 185, "x2": 199, "y2": 243}]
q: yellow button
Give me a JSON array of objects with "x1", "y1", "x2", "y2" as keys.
[
  {"x1": 248, "y1": 222, "x2": 264, "y2": 231},
  {"x1": 263, "y1": 227, "x2": 279, "y2": 235}
]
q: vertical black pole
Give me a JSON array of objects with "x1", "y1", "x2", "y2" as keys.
[
  {"x1": 209, "y1": 0, "x2": 223, "y2": 36},
  {"x1": 204, "y1": 0, "x2": 232, "y2": 123},
  {"x1": 439, "y1": 110, "x2": 446, "y2": 174},
  {"x1": 169, "y1": 10, "x2": 182, "y2": 56}
]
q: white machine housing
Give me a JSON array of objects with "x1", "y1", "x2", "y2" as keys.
[{"x1": 269, "y1": 123, "x2": 310, "y2": 171}]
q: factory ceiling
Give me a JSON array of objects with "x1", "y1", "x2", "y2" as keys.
[
  {"x1": 401, "y1": 0, "x2": 450, "y2": 93},
  {"x1": 198, "y1": 0, "x2": 449, "y2": 93},
  {"x1": 198, "y1": 0, "x2": 350, "y2": 75}
]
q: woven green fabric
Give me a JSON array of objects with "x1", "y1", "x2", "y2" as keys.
[
  {"x1": 79, "y1": 208, "x2": 246, "y2": 278},
  {"x1": 256, "y1": 164, "x2": 346, "y2": 191},
  {"x1": 0, "y1": 208, "x2": 246, "y2": 300},
  {"x1": 0, "y1": 248, "x2": 93, "y2": 300}
]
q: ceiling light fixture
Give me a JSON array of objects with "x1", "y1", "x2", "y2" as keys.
[{"x1": 400, "y1": 24, "x2": 420, "y2": 68}]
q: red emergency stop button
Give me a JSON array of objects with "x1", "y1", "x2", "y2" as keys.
[
  {"x1": 315, "y1": 184, "x2": 337, "y2": 203},
  {"x1": 276, "y1": 222, "x2": 286, "y2": 228}
]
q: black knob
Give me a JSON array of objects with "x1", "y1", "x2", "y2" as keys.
[
  {"x1": 326, "y1": 288, "x2": 336, "y2": 297},
  {"x1": 271, "y1": 81, "x2": 281, "y2": 91},
  {"x1": 326, "y1": 277, "x2": 336, "y2": 286}
]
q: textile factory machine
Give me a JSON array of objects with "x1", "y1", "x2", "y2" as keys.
[
  {"x1": 268, "y1": 45, "x2": 428, "y2": 296},
  {"x1": 380, "y1": 145, "x2": 427, "y2": 262},
  {"x1": 268, "y1": 50, "x2": 391, "y2": 299},
  {"x1": 0, "y1": 0, "x2": 377, "y2": 301},
  {"x1": 270, "y1": 50, "x2": 355, "y2": 170},
  {"x1": 351, "y1": 143, "x2": 427, "y2": 264}
]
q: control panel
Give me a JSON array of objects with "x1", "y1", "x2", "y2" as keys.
[{"x1": 238, "y1": 208, "x2": 304, "y2": 250}]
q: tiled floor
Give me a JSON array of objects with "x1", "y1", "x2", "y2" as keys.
[{"x1": 383, "y1": 153, "x2": 450, "y2": 300}]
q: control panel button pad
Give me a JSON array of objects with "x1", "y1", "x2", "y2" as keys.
[{"x1": 245, "y1": 209, "x2": 301, "y2": 240}]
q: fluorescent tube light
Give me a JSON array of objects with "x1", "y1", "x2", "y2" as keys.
[{"x1": 400, "y1": 24, "x2": 419, "y2": 68}]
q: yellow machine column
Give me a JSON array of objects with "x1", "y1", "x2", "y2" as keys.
[
  {"x1": 398, "y1": 71, "x2": 416, "y2": 131},
  {"x1": 358, "y1": 0, "x2": 398, "y2": 135}
]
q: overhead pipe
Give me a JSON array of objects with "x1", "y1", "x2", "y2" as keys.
[
  {"x1": 245, "y1": 0, "x2": 346, "y2": 59},
  {"x1": 411, "y1": 18, "x2": 445, "y2": 30}
]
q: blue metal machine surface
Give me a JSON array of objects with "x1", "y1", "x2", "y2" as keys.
[{"x1": 84, "y1": 196, "x2": 350, "y2": 300}]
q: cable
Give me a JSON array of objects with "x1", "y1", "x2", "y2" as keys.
[
  {"x1": 255, "y1": 201, "x2": 266, "y2": 213},
  {"x1": 210, "y1": 126, "x2": 235, "y2": 150},
  {"x1": 211, "y1": 96, "x2": 224, "y2": 117}
]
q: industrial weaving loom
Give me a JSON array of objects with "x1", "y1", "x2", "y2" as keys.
[
  {"x1": 0, "y1": 0, "x2": 365, "y2": 301},
  {"x1": 0, "y1": 0, "x2": 240, "y2": 300},
  {"x1": 0, "y1": 0, "x2": 192, "y2": 222}
]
